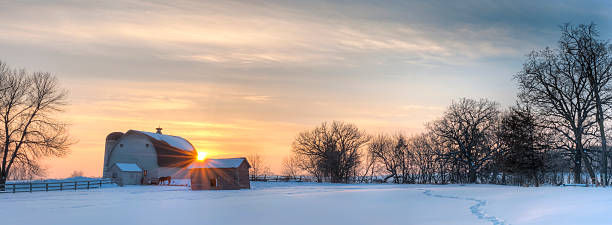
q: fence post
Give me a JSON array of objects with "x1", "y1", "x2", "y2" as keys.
[
  {"x1": 99, "y1": 180, "x2": 102, "y2": 188},
  {"x1": 30, "y1": 183, "x2": 32, "y2": 192},
  {"x1": 46, "y1": 183, "x2": 48, "y2": 192},
  {"x1": 60, "y1": 183, "x2": 63, "y2": 191},
  {"x1": 87, "y1": 181, "x2": 90, "y2": 190},
  {"x1": 13, "y1": 184, "x2": 15, "y2": 193},
  {"x1": 74, "y1": 182, "x2": 77, "y2": 190}
]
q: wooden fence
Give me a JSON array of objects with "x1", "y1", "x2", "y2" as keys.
[
  {"x1": 250, "y1": 175, "x2": 304, "y2": 182},
  {"x1": 0, "y1": 178, "x2": 115, "y2": 193},
  {"x1": 249, "y1": 175, "x2": 389, "y2": 183}
]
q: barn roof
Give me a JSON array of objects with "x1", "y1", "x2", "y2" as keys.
[
  {"x1": 124, "y1": 130, "x2": 197, "y2": 167},
  {"x1": 106, "y1": 132, "x2": 124, "y2": 141},
  {"x1": 188, "y1": 158, "x2": 250, "y2": 169},
  {"x1": 135, "y1": 131, "x2": 195, "y2": 152},
  {"x1": 114, "y1": 163, "x2": 142, "y2": 172}
]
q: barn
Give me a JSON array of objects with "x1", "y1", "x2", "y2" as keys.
[
  {"x1": 189, "y1": 158, "x2": 251, "y2": 190},
  {"x1": 102, "y1": 128, "x2": 197, "y2": 184}
]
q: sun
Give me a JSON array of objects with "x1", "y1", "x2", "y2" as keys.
[{"x1": 197, "y1": 151, "x2": 207, "y2": 161}]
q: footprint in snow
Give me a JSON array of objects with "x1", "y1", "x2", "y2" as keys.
[{"x1": 422, "y1": 189, "x2": 508, "y2": 225}]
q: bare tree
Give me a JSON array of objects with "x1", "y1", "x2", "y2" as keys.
[
  {"x1": 368, "y1": 134, "x2": 412, "y2": 183},
  {"x1": 294, "y1": 151, "x2": 324, "y2": 182},
  {"x1": 0, "y1": 61, "x2": 72, "y2": 189},
  {"x1": 428, "y1": 98, "x2": 501, "y2": 183},
  {"x1": 516, "y1": 33, "x2": 599, "y2": 184},
  {"x1": 7, "y1": 162, "x2": 46, "y2": 181},
  {"x1": 356, "y1": 148, "x2": 381, "y2": 183},
  {"x1": 410, "y1": 133, "x2": 442, "y2": 184},
  {"x1": 292, "y1": 121, "x2": 369, "y2": 183},
  {"x1": 281, "y1": 154, "x2": 302, "y2": 179},
  {"x1": 559, "y1": 23, "x2": 612, "y2": 185},
  {"x1": 247, "y1": 153, "x2": 271, "y2": 178},
  {"x1": 368, "y1": 134, "x2": 398, "y2": 182}
]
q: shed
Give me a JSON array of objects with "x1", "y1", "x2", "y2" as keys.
[
  {"x1": 189, "y1": 158, "x2": 250, "y2": 190},
  {"x1": 110, "y1": 163, "x2": 143, "y2": 186}
]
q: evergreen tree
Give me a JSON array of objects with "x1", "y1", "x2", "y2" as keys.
[{"x1": 498, "y1": 106, "x2": 548, "y2": 186}]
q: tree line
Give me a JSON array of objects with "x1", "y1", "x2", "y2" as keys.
[{"x1": 284, "y1": 23, "x2": 612, "y2": 186}]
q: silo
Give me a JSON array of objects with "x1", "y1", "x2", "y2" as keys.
[{"x1": 103, "y1": 132, "x2": 124, "y2": 178}]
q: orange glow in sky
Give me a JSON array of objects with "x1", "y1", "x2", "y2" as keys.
[{"x1": 0, "y1": 0, "x2": 568, "y2": 179}]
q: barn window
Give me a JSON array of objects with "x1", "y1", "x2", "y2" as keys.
[
  {"x1": 145, "y1": 143, "x2": 149, "y2": 148},
  {"x1": 120, "y1": 144, "x2": 124, "y2": 148},
  {"x1": 209, "y1": 178, "x2": 217, "y2": 187}
]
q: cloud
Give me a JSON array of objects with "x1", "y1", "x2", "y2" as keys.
[
  {"x1": 4, "y1": 0, "x2": 605, "y2": 70},
  {"x1": 4, "y1": 0, "x2": 611, "y2": 178},
  {"x1": 242, "y1": 95, "x2": 271, "y2": 103}
]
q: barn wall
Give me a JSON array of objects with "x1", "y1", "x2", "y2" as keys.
[
  {"x1": 105, "y1": 134, "x2": 160, "y2": 181},
  {"x1": 118, "y1": 172, "x2": 142, "y2": 186},
  {"x1": 191, "y1": 168, "x2": 242, "y2": 190},
  {"x1": 190, "y1": 168, "x2": 209, "y2": 190},
  {"x1": 238, "y1": 163, "x2": 250, "y2": 189},
  {"x1": 103, "y1": 139, "x2": 119, "y2": 178}
]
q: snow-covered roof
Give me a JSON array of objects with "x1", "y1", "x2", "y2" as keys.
[
  {"x1": 114, "y1": 163, "x2": 142, "y2": 172},
  {"x1": 135, "y1": 130, "x2": 195, "y2": 152},
  {"x1": 188, "y1": 158, "x2": 249, "y2": 169}
]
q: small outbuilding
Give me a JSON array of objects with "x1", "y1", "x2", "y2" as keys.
[
  {"x1": 189, "y1": 158, "x2": 250, "y2": 190},
  {"x1": 110, "y1": 163, "x2": 143, "y2": 186}
]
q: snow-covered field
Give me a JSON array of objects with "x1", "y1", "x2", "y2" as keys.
[{"x1": 1, "y1": 182, "x2": 611, "y2": 225}]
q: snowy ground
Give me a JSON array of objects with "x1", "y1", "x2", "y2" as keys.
[{"x1": 1, "y1": 182, "x2": 611, "y2": 225}]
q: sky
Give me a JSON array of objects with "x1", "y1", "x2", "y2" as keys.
[{"x1": 0, "y1": 0, "x2": 610, "y2": 178}]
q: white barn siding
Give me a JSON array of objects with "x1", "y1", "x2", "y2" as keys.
[{"x1": 105, "y1": 133, "x2": 161, "y2": 180}]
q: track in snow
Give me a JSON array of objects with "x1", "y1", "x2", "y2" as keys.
[{"x1": 422, "y1": 189, "x2": 508, "y2": 225}]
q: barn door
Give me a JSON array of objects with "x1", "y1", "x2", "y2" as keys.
[{"x1": 209, "y1": 178, "x2": 217, "y2": 188}]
